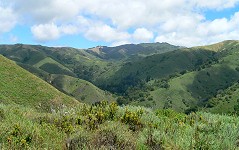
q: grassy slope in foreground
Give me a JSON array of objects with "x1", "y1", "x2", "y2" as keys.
[
  {"x1": 1, "y1": 103, "x2": 239, "y2": 149},
  {"x1": 0, "y1": 55, "x2": 78, "y2": 111}
]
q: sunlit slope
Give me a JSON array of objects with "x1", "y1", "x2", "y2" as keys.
[
  {"x1": 50, "y1": 74, "x2": 114, "y2": 104},
  {"x1": 0, "y1": 55, "x2": 78, "y2": 111},
  {"x1": 133, "y1": 41, "x2": 239, "y2": 112}
]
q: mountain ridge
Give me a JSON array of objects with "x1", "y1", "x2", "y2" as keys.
[{"x1": 1, "y1": 40, "x2": 239, "y2": 113}]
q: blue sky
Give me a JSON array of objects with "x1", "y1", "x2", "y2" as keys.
[{"x1": 0, "y1": 0, "x2": 239, "y2": 48}]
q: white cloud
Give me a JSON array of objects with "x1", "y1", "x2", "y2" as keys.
[
  {"x1": 84, "y1": 25, "x2": 153, "y2": 44},
  {"x1": 77, "y1": 0, "x2": 189, "y2": 29},
  {"x1": 160, "y1": 14, "x2": 204, "y2": 33},
  {"x1": 60, "y1": 25, "x2": 79, "y2": 35},
  {"x1": 155, "y1": 11, "x2": 239, "y2": 47},
  {"x1": 132, "y1": 28, "x2": 154, "y2": 43},
  {"x1": 191, "y1": 0, "x2": 239, "y2": 9},
  {"x1": 0, "y1": 6, "x2": 17, "y2": 33},
  {"x1": 31, "y1": 23, "x2": 61, "y2": 42},
  {"x1": 31, "y1": 23, "x2": 80, "y2": 42},
  {"x1": 85, "y1": 24, "x2": 130, "y2": 42},
  {"x1": 11, "y1": 0, "x2": 81, "y2": 23},
  {"x1": 155, "y1": 33, "x2": 204, "y2": 47},
  {"x1": 2, "y1": 0, "x2": 239, "y2": 46}
]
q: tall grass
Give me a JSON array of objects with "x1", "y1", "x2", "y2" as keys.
[{"x1": 1, "y1": 102, "x2": 239, "y2": 149}]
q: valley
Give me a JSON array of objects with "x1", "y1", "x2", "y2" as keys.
[
  {"x1": 1, "y1": 41, "x2": 239, "y2": 149},
  {"x1": 1, "y1": 40, "x2": 239, "y2": 113}
]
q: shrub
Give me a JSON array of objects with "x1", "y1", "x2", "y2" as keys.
[
  {"x1": 66, "y1": 131, "x2": 91, "y2": 150},
  {"x1": 92, "y1": 121, "x2": 136, "y2": 149},
  {"x1": 5, "y1": 124, "x2": 33, "y2": 149},
  {"x1": 155, "y1": 109, "x2": 186, "y2": 122},
  {"x1": 121, "y1": 108, "x2": 143, "y2": 131}
]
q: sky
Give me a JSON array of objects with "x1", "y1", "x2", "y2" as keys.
[{"x1": 0, "y1": 0, "x2": 239, "y2": 48}]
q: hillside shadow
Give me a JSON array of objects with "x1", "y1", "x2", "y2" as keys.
[
  {"x1": 187, "y1": 64, "x2": 239, "y2": 103},
  {"x1": 102, "y1": 48, "x2": 217, "y2": 93}
]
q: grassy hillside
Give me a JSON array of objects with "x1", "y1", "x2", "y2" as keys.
[
  {"x1": 33, "y1": 57, "x2": 76, "y2": 76},
  {"x1": 207, "y1": 82, "x2": 239, "y2": 114},
  {"x1": 0, "y1": 44, "x2": 111, "y2": 81},
  {"x1": 1, "y1": 41, "x2": 239, "y2": 114},
  {"x1": 0, "y1": 44, "x2": 117, "y2": 103},
  {"x1": 0, "y1": 55, "x2": 78, "y2": 111},
  {"x1": 195, "y1": 40, "x2": 239, "y2": 52},
  {"x1": 98, "y1": 40, "x2": 239, "y2": 114},
  {"x1": 1, "y1": 102, "x2": 239, "y2": 149},
  {"x1": 98, "y1": 48, "x2": 216, "y2": 93},
  {"x1": 87, "y1": 42, "x2": 180, "y2": 60},
  {"x1": 50, "y1": 74, "x2": 114, "y2": 104},
  {"x1": 15, "y1": 63, "x2": 115, "y2": 104},
  {"x1": 0, "y1": 43, "x2": 180, "y2": 88},
  {"x1": 1, "y1": 41, "x2": 239, "y2": 149},
  {"x1": 17, "y1": 62, "x2": 50, "y2": 81},
  {"x1": 127, "y1": 40, "x2": 239, "y2": 112},
  {"x1": 139, "y1": 64, "x2": 239, "y2": 112}
]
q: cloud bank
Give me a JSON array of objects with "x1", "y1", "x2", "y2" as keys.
[{"x1": 1, "y1": 0, "x2": 239, "y2": 46}]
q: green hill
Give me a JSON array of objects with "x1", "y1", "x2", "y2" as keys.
[
  {"x1": 33, "y1": 57, "x2": 75, "y2": 76},
  {"x1": 0, "y1": 41, "x2": 239, "y2": 150},
  {"x1": 14, "y1": 64, "x2": 114, "y2": 103},
  {"x1": 207, "y1": 82, "x2": 239, "y2": 114},
  {"x1": 98, "y1": 48, "x2": 216, "y2": 93},
  {"x1": 2, "y1": 41, "x2": 239, "y2": 113},
  {"x1": 195, "y1": 40, "x2": 239, "y2": 52},
  {"x1": 0, "y1": 44, "x2": 110, "y2": 81},
  {"x1": 94, "y1": 40, "x2": 239, "y2": 114},
  {"x1": 143, "y1": 63, "x2": 239, "y2": 112},
  {"x1": 0, "y1": 44, "x2": 116, "y2": 103},
  {"x1": 125, "y1": 40, "x2": 239, "y2": 112},
  {"x1": 0, "y1": 55, "x2": 78, "y2": 111},
  {"x1": 87, "y1": 42, "x2": 180, "y2": 60},
  {"x1": 1, "y1": 41, "x2": 239, "y2": 149},
  {"x1": 0, "y1": 43, "x2": 178, "y2": 105},
  {"x1": 50, "y1": 74, "x2": 114, "y2": 104}
]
